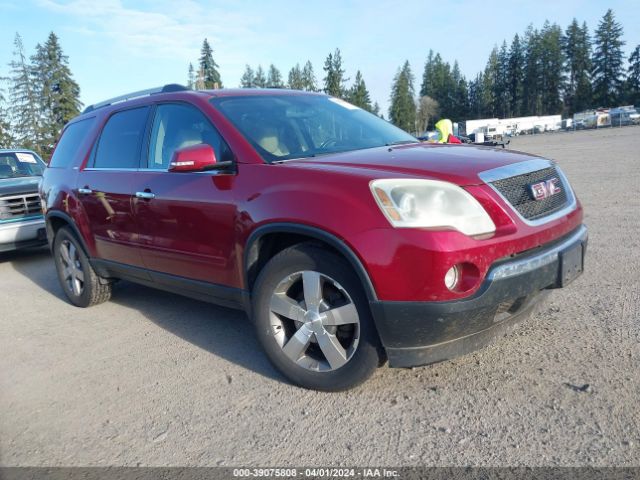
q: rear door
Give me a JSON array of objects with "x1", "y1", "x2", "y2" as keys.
[
  {"x1": 131, "y1": 102, "x2": 239, "y2": 286},
  {"x1": 76, "y1": 106, "x2": 150, "y2": 268}
]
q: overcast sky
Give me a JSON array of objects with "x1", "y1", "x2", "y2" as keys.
[{"x1": 1, "y1": 0, "x2": 639, "y2": 114}]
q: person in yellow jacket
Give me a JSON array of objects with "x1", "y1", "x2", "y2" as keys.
[{"x1": 434, "y1": 118, "x2": 462, "y2": 144}]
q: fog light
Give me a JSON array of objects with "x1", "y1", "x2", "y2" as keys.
[{"x1": 444, "y1": 265, "x2": 460, "y2": 290}]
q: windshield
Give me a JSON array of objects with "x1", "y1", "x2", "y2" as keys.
[
  {"x1": 0, "y1": 152, "x2": 45, "y2": 179},
  {"x1": 211, "y1": 94, "x2": 418, "y2": 162}
]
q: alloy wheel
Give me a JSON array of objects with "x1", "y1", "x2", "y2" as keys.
[
  {"x1": 269, "y1": 270, "x2": 360, "y2": 372},
  {"x1": 59, "y1": 239, "x2": 84, "y2": 296}
]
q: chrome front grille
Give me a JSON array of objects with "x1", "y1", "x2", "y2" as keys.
[
  {"x1": 479, "y1": 159, "x2": 576, "y2": 226},
  {"x1": 0, "y1": 193, "x2": 42, "y2": 220},
  {"x1": 490, "y1": 166, "x2": 569, "y2": 221}
]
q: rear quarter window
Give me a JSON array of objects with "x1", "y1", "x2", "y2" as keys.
[{"x1": 49, "y1": 117, "x2": 96, "y2": 169}]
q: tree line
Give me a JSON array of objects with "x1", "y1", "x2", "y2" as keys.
[
  {"x1": 2, "y1": 8, "x2": 639, "y2": 154},
  {"x1": 187, "y1": 41, "x2": 381, "y2": 115},
  {"x1": 396, "y1": 8, "x2": 639, "y2": 132},
  {"x1": 186, "y1": 9, "x2": 638, "y2": 134},
  {"x1": 0, "y1": 33, "x2": 81, "y2": 156}
]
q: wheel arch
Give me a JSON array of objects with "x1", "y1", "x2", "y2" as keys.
[
  {"x1": 244, "y1": 223, "x2": 378, "y2": 303},
  {"x1": 45, "y1": 211, "x2": 91, "y2": 256}
]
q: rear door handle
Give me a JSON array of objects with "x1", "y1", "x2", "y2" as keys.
[
  {"x1": 135, "y1": 191, "x2": 156, "y2": 200},
  {"x1": 78, "y1": 187, "x2": 93, "y2": 195}
]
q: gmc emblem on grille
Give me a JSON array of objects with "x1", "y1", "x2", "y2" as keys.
[{"x1": 529, "y1": 178, "x2": 561, "y2": 201}]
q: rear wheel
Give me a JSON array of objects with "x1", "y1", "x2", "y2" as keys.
[
  {"x1": 252, "y1": 244, "x2": 381, "y2": 391},
  {"x1": 53, "y1": 227, "x2": 112, "y2": 307}
]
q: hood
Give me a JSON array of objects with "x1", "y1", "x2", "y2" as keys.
[
  {"x1": 284, "y1": 143, "x2": 543, "y2": 185},
  {"x1": 0, "y1": 176, "x2": 42, "y2": 196}
]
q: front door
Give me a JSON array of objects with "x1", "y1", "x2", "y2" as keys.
[
  {"x1": 131, "y1": 102, "x2": 239, "y2": 287},
  {"x1": 76, "y1": 106, "x2": 150, "y2": 268}
]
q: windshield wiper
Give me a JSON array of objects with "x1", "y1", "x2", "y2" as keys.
[{"x1": 385, "y1": 140, "x2": 420, "y2": 146}]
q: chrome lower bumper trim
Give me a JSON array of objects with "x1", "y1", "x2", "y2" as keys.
[{"x1": 489, "y1": 225, "x2": 588, "y2": 281}]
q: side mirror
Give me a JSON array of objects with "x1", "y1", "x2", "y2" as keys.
[{"x1": 168, "y1": 144, "x2": 223, "y2": 172}]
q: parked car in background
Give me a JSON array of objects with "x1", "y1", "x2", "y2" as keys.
[
  {"x1": 0, "y1": 149, "x2": 47, "y2": 252},
  {"x1": 41, "y1": 86, "x2": 587, "y2": 390}
]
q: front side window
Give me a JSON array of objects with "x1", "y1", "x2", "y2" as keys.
[
  {"x1": 147, "y1": 103, "x2": 232, "y2": 169},
  {"x1": 0, "y1": 152, "x2": 45, "y2": 178},
  {"x1": 211, "y1": 95, "x2": 417, "y2": 163},
  {"x1": 93, "y1": 107, "x2": 149, "y2": 169}
]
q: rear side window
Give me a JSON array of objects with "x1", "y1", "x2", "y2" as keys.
[
  {"x1": 93, "y1": 107, "x2": 149, "y2": 169},
  {"x1": 50, "y1": 118, "x2": 95, "y2": 168}
]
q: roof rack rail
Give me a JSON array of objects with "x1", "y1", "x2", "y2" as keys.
[{"x1": 83, "y1": 84, "x2": 189, "y2": 114}]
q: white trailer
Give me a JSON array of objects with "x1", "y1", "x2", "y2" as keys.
[{"x1": 462, "y1": 115, "x2": 561, "y2": 137}]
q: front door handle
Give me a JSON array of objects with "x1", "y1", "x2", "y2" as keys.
[
  {"x1": 78, "y1": 187, "x2": 93, "y2": 195},
  {"x1": 135, "y1": 191, "x2": 156, "y2": 200}
]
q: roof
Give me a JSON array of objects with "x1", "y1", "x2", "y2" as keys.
[
  {"x1": 0, "y1": 149, "x2": 39, "y2": 155},
  {"x1": 82, "y1": 85, "x2": 326, "y2": 115}
]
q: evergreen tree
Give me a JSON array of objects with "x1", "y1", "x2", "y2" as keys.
[
  {"x1": 0, "y1": 83, "x2": 13, "y2": 148},
  {"x1": 254, "y1": 66, "x2": 267, "y2": 88},
  {"x1": 538, "y1": 22, "x2": 564, "y2": 114},
  {"x1": 198, "y1": 38, "x2": 222, "y2": 89},
  {"x1": 301, "y1": 61, "x2": 318, "y2": 91},
  {"x1": 187, "y1": 63, "x2": 195, "y2": 89},
  {"x1": 451, "y1": 61, "x2": 469, "y2": 120},
  {"x1": 420, "y1": 51, "x2": 457, "y2": 120},
  {"x1": 347, "y1": 70, "x2": 372, "y2": 111},
  {"x1": 574, "y1": 22, "x2": 594, "y2": 112},
  {"x1": 592, "y1": 9, "x2": 625, "y2": 106},
  {"x1": 483, "y1": 47, "x2": 499, "y2": 117},
  {"x1": 266, "y1": 64, "x2": 284, "y2": 87},
  {"x1": 523, "y1": 25, "x2": 543, "y2": 115},
  {"x1": 626, "y1": 45, "x2": 640, "y2": 105},
  {"x1": 468, "y1": 73, "x2": 484, "y2": 119},
  {"x1": 563, "y1": 19, "x2": 592, "y2": 114},
  {"x1": 8, "y1": 33, "x2": 40, "y2": 153},
  {"x1": 419, "y1": 50, "x2": 435, "y2": 97},
  {"x1": 372, "y1": 101, "x2": 381, "y2": 117},
  {"x1": 496, "y1": 41, "x2": 511, "y2": 118},
  {"x1": 194, "y1": 66, "x2": 205, "y2": 90},
  {"x1": 507, "y1": 34, "x2": 525, "y2": 116},
  {"x1": 323, "y1": 49, "x2": 347, "y2": 98},
  {"x1": 454, "y1": 75, "x2": 469, "y2": 121},
  {"x1": 389, "y1": 61, "x2": 416, "y2": 133},
  {"x1": 31, "y1": 32, "x2": 82, "y2": 156},
  {"x1": 240, "y1": 65, "x2": 255, "y2": 88},
  {"x1": 287, "y1": 63, "x2": 304, "y2": 90}
]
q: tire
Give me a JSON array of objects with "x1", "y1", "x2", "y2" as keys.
[
  {"x1": 53, "y1": 227, "x2": 112, "y2": 307},
  {"x1": 252, "y1": 243, "x2": 382, "y2": 391}
]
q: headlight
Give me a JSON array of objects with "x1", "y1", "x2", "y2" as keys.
[{"x1": 370, "y1": 178, "x2": 496, "y2": 237}]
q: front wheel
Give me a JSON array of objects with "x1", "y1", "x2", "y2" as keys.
[
  {"x1": 53, "y1": 227, "x2": 112, "y2": 307},
  {"x1": 252, "y1": 244, "x2": 382, "y2": 391}
]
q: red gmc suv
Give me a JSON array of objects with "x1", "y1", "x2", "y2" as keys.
[{"x1": 41, "y1": 85, "x2": 587, "y2": 390}]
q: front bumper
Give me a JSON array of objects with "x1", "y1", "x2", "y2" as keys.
[
  {"x1": 0, "y1": 217, "x2": 47, "y2": 252},
  {"x1": 371, "y1": 225, "x2": 588, "y2": 368}
]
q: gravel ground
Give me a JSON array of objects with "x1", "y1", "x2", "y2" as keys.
[{"x1": 1, "y1": 126, "x2": 639, "y2": 467}]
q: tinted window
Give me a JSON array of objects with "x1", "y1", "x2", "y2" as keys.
[
  {"x1": 94, "y1": 107, "x2": 149, "y2": 169},
  {"x1": 50, "y1": 118, "x2": 95, "y2": 168},
  {"x1": 211, "y1": 95, "x2": 417, "y2": 163},
  {"x1": 147, "y1": 103, "x2": 233, "y2": 169},
  {"x1": 0, "y1": 152, "x2": 45, "y2": 178}
]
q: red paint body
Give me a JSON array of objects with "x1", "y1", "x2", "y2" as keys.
[{"x1": 41, "y1": 89, "x2": 583, "y2": 303}]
